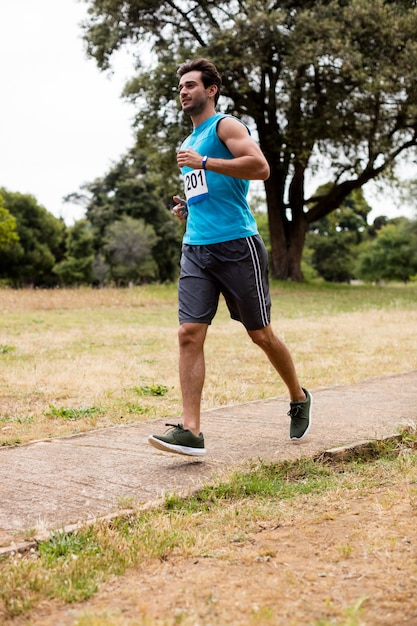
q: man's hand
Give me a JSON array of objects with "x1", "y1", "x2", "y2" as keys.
[
  {"x1": 172, "y1": 195, "x2": 188, "y2": 221},
  {"x1": 177, "y1": 148, "x2": 202, "y2": 170}
]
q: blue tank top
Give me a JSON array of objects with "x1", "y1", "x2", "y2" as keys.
[{"x1": 180, "y1": 113, "x2": 258, "y2": 245}]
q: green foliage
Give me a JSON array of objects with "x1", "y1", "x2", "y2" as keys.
[
  {"x1": 253, "y1": 210, "x2": 270, "y2": 250},
  {"x1": 0, "y1": 195, "x2": 19, "y2": 248},
  {"x1": 53, "y1": 220, "x2": 95, "y2": 285},
  {"x1": 307, "y1": 187, "x2": 371, "y2": 282},
  {"x1": 102, "y1": 215, "x2": 158, "y2": 285},
  {"x1": 0, "y1": 188, "x2": 66, "y2": 287},
  {"x1": 356, "y1": 217, "x2": 417, "y2": 282},
  {"x1": 311, "y1": 234, "x2": 356, "y2": 283}
]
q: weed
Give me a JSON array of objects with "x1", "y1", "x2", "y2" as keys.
[
  {"x1": 117, "y1": 495, "x2": 135, "y2": 509},
  {"x1": 0, "y1": 438, "x2": 22, "y2": 447},
  {"x1": 124, "y1": 402, "x2": 150, "y2": 414},
  {"x1": 0, "y1": 344, "x2": 15, "y2": 354},
  {"x1": 132, "y1": 384, "x2": 168, "y2": 396},
  {"x1": 38, "y1": 528, "x2": 101, "y2": 563},
  {"x1": 338, "y1": 544, "x2": 354, "y2": 558},
  {"x1": 1, "y1": 415, "x2": 34, "y2": 424},
  {"x1": 16, "y1": 415, "x2": 34, "y2": 424},
  {"x1": 45, "y1": 405, "x2": 101, "y2": 420}
]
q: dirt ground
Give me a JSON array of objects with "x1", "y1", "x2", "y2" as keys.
[{"x1": 7, "y1": 479, "x2": 417, "y2": 626}]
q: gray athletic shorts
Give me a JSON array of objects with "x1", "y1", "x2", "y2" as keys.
[{"x1": 178, "y1": 234, "x2": 271, "y2": 331}]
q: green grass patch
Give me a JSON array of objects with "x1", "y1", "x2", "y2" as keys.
[
  {"x1": 164, "y1": 457, "x2": 335, "y2": 514},
  {"x1": 0, "y1": 344, "x2": 15, "y2": 354},
  {"x1": 269, "y1": 279, "x2": 417, "y2": 316},
  {"x1": 132, "y1": 384, "x2": 169, "y2": 396},
  {"x1": 38, "y1": 528, "x2": 102, "y2": 563},
  {"x1": 45, "y1": 405, "x2": 102, "y2": 420}
]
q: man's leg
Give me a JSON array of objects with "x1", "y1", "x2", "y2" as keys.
[
  {"x1": 248, "y1": 324, "x2": 312, "y2": 440},
  {"x1": 179, "y1": 322, "x2": 208, "y2": 436},
  {"x1": 248, "y1": 324, "x2": 305, "y2": 401},
  {"x1": 147, "y1": 321, "x2": 208, "y2": 456}
]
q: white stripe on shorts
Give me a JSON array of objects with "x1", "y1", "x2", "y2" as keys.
[{"x1": 246, "y1": 236, "x2": 269, "y2": 327}]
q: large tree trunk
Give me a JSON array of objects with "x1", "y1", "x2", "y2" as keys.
[{"x1": 264, "y1": 168, "x2": 308, "y2": 281}]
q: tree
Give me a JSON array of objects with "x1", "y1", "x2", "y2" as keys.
[
  {"x1": 53, "y1": 220, "x2": 95, "y2": 285},
  {"x1": 356, "y1": 217, "x2": 417, "y2": 282},
  {"x1": 103, "y1": 215, "x2": 159, "y2": 284},
  {"x1": 306, "y1": 187, "x2": 371, "y2": 282},
  {"x1": 81, "y1": 0, "x2": 417, "y2": 280},
  {"x1": 0, "y1": 189, "x2": 66, "y2": 286}
]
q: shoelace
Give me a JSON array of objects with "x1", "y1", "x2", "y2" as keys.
[
  {"x1": 164, "y1": 423, "x2": 183, "y2": 432},
  {"x1": 287, "y1": 406, "x2": 302, "y2": 418}
]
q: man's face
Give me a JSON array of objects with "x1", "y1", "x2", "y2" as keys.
[{"x1": 178, "y1": 70, "x2": 212, "y2": 116}]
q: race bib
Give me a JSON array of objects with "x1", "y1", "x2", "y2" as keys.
[{"x1": 184, "y1": 169, "x2": 208, "y2": 205}]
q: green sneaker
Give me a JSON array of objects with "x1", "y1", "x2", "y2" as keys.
[
  {"x1": 148, "y1": 423, "x2": 206, "y2": 456},
  {"x1": 288, "y1": 388, "x2": 313, "y2": 441}
]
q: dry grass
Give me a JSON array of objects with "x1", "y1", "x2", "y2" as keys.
[
  {"x1": 1, "y1": 283, "x2": 416, "y2": 445},
  {"x1": 1, "y1": 283, "x2": 417, "y2": 625}
]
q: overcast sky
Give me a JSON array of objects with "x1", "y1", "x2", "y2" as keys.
[
  {"x1": 0, "y1": 0, "x2": 415, "y2": 225},
  {"x1": 0, "y1": 0, "x2": 136, "y2": 224}
]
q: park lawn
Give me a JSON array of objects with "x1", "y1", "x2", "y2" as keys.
[
  {"x1": 0, "y1": 282, "x2": 416, "y2": 445},
  {"x1": 0, "y1": 283, "x2": 417, "y2": 625}
]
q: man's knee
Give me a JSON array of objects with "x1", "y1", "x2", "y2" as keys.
[
  {"x1": 178, "y1": 322, "x2": 208, "y2": 348},
  {"x1": 247, "y1": 325, "x2": 274, "y2": 350}
]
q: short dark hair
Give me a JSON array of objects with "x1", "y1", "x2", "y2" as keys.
[{"x1": 177, "y1": 58, "x2": 222, "y2": 105}]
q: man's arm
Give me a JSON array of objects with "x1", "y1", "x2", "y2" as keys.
[{"x1": 176, "y1": 117, "x2": 270, "y2": 181}]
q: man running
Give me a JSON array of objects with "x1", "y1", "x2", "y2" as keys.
[{"x1": 149, "y1": 58, "x2": 312, "y2": 456}]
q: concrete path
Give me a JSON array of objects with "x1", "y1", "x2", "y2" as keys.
[{"x1": 1, "y1": 371, "x2": 416, "y2": 553}]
